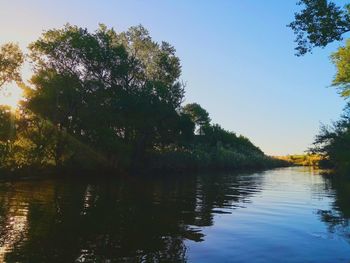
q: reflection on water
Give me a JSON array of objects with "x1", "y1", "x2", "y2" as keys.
[
  {"x1": 317, "y1": 174, "x2": 350, "y2": 243},
  {"x1": 0, "y1": 167, "x2": 349, "y2": 262}
]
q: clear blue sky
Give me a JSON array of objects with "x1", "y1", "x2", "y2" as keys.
[{"x1": 0, "y1": 0, "x2": 346, "y2": 155}]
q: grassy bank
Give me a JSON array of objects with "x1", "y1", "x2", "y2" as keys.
[{"x1": 274, "y1": 154, "x2": 322, "y2": 167}]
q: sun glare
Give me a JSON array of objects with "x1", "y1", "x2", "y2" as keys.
[{"x1": 0, "y1": 84, "x2": 23, "y2": 110}]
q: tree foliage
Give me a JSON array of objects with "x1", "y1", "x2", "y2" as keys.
[
  {"x1": 0, "y1": 24, "x2": 283, "y2": 173},
  {"x1": 331, "y1": 39, "x2": 350, "y2": 97},
  {"x1": 0, "y1": 43, "x2": 24, "y2": 88},
  {"x1": 25, "y1": 24, "x2": 186, "y2": 167},
  {"x1": 182, "y1": 103, "x2": 210, "y2": 135},
  {"x1": 311, "y1": 103, "x2": 350, "y2": 171},
  {"x1": 289, "y1": 0, "x2": 350, "y2": 55}
]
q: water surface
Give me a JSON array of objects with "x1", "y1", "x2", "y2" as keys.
[{"x1": 0, "y1": 167, "x2": 349, "y2": 262}]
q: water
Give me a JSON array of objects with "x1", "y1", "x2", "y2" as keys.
[{"x1": 0, "y1": 167, "x2": 349, "y2": 262}]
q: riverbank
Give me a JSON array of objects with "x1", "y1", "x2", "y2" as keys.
[
  {"x1": 274, "y1": 154, "x2": 322, "y2": 167},
  {"x1": 144, "y1": 148, "x2": 289, "y2": 173},
  {"x1": 0, "y1": 149, "x2": 289, "y2": 180},
  {"x1": 0, "y1": 24, "x2": 290, "y2": 180}
]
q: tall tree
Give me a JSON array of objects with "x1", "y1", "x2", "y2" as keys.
[
  {"x1": 311, "y1": 103, "x2": 350, "y2": 170},
  {"x1": 27, "y1": 24, "x2": 185, "y2": 167}
]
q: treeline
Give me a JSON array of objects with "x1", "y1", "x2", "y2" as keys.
[
  {"x1": 0, "y1": 24, "x2": 285, "y2": 174},
  {"x1": 275, "y1": 154, "x2": 322, "y2": 167}
]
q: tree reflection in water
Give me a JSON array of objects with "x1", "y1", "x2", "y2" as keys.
[
  {"x1": 0, "y1": 171, "x2": 263, "y2": 263},
  {"x1": 318, "y1": 174, "x2": 350, "y2": 242}
]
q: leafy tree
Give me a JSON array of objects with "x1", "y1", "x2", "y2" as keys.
[
  {"x1": 289, "y1": 0, "x2": 350, "y2": 55},
  {"x1": 0, "y1": 106, "x2": 14, "y2": 166},
  {"x1": 0, "y1": 43, "x2": 22, "y2": 165},
  {"x1": 0, "y1": 106, "x2": 13, "y2": 142},
  {"x1": 26, "y1": 70, "x2": 85, "y2": 166},
  {"x1": 27, "y1": 24, "x2": 186, "y2": 167},
  {"x1": 311, "y1": 103, "x2": 350, "y2": 171},
  {"x1": 331, "y1": 39, "x2": 350, "y2": 97},
  {"x1": 182, "y1": 103, "x2": 210, "y2": 135},
  {"x1": 0, "y1": 43, "x2": 24, "y2": 88},
  {"x1": 202, "y1": 124, "x2": 262, "y2": 153},
  {"x1": 177, "y1": 112, "x2": 195, "y2": 143}
]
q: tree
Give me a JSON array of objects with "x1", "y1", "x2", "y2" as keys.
[
  {"x1": 0, "y1": 43, "x2": 24, "y2": 88},
  {"x1": 311, "y1": 103, "x2": 350, "y2": 170},
  {"x1": 290, "y1": 2, "x2": 350, "y2": 172},
  {"x1": 182, "y1": 103, "x2": 210, "y2": 135},
  {"x1": 331, "y1": 39, "x2": 350, "y2": 97},
  {"x1": 27, "y1": 24, "x2": 186, "y2": 168},
  {"x1": 289, "y1": 0, "x2": 350, "y2": 55},
  {"x1": 27, "y1": 24, "x2": 130, "y2": 166},
  {"x1": 0, "y1": 106, "x2": 14, "y2": 166}
]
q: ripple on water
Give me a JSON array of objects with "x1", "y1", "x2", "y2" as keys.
[{"x1": 0, "y1": 167, "x2": 349, "y2": 263}]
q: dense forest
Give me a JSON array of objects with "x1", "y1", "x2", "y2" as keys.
[
  {"x1": 0, "y1": 24, "x2": 285, "y2": 174},
  {"x1": 290, "y1": 0, "x2": 350, "y2": 173}
]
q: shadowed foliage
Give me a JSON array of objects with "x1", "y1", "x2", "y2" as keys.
[
  {"x1": 0, "y1": 24, "x2": 286, "y2": 174},
  {"x1": 0, "y1": 43, "x2": 23, "y2": 88},
  {"x1": 289, "y1": 0, "x2": 350, "y2": 55}
]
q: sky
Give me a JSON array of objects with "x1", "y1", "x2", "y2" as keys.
[{"x1": 0, "y1": 0, "x2": 347, "y2": 155}]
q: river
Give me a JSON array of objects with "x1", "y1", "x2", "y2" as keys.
[{"x1": 0, "y1": 167, "x2": 349, "y2": 262}]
